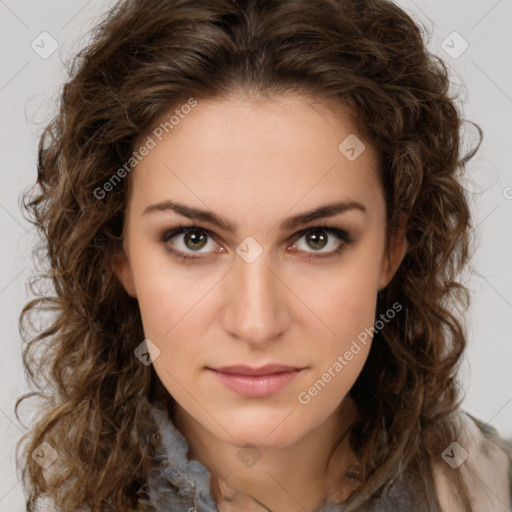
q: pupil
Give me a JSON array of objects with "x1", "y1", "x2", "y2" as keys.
[
  {"x1": 307, "y1": 229, "x2": 327, "y2": 250},
  {"x1": 185, "y1": 229, "x2": 207, "y2": 250}
]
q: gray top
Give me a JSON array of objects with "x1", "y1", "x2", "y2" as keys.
[{"x1": 139, "y1": 400, "x2": 512, "y2": 512}]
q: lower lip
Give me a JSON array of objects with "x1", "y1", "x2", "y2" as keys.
[{"x1": 209, "y1": 369, "x2": 303, "y2": 398}]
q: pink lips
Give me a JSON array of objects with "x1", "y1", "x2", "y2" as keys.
[{"x1": 208, "y1": 364, "x2": 304, "y2": 398}]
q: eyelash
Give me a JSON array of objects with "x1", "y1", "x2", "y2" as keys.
[{"x1": 159, "y1": 222, "x2": 352, "y2": 263}]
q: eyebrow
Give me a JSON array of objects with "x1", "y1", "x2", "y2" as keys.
[{"x1": 142, "y1": 199, "x2": 366, "y2": 232}]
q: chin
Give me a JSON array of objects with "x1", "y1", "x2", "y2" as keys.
[
  {"x1": 211, "y1": 416, "x2": 304, "y2": 449},
  {"x1": 230, "y1": 433, "x2": 300, "y2": 451}
]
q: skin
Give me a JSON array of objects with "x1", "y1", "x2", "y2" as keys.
[{"x1": 112, "y1": 93, "x2": 408, "y2": 511}]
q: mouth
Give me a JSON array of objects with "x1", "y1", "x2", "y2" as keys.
[
  {"x1": 207, "y1": 364, "x2": 305, "y2": 398},
  {"x1": 209, "y1": 364, "x2": 304, "y2": 376}
]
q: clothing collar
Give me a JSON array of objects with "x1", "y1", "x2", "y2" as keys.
[{"x1": 140, "y1": 400, "x2": 435, "y2": 512}]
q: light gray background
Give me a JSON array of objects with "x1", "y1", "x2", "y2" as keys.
[{"x1": 1, "y1": 0, "x2": 511, "y2": 509}]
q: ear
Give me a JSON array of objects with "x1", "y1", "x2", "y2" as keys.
[
  {"x1": 111, "y1": 249, "x2": 137, "y2": 298},
  {"x1": 378, "y1": 212, "x2": 408, "y2": 291}
]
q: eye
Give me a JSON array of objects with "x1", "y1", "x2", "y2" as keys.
[
  {"x1": 160, "y1": 225, "x2": 219, "y2": 262},
  {"x1": 160, "y1": 223, "x2": 352, "y2": 262},
  {"x1": 289, "y1": 225, "x2": 351, "y2": 259}
]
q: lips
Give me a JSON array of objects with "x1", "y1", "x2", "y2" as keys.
[
  {"x1": 207, "y1": 364, "x2": 305, "y2": 398},
  {"x1": 209, "y1": 364, "x2": 303, "y2": 376}
]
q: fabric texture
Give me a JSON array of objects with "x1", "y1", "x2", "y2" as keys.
[{"x1": 138, "y1": 397, "x2": 512, "y2": 512}]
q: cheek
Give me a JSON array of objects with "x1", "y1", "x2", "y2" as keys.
[
  {"x1": 137, "y1": 285, "x2": 207, "y2": 366},
  {"x1": 294, "y1": 278, "x2": 375, "y2": 418},
  {"x1": 131, "y1": 250, "x2": 212, "y2": 339},
  {"x1": 138, "y1": 282, "x2": 206, "y2": 402},
  {"x1": 297, "y1": 266, "x2": 378, "y2": 352},
  {"x1": 130, "y1": 262, "x2": 213, "y2": 379}
]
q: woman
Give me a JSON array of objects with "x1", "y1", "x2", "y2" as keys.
[{"x1": 16, "y1": 0, "x2": 512, "y2": 511}]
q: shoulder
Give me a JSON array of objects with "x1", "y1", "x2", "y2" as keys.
[{"x1": 431, "y1": 410, "x2": 512, "y2": 512}]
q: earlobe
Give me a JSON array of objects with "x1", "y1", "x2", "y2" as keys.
[
  {"x1": 111, "y1": 250, "x2": 137, "y2": 298},
  {"x1": 379, "y1": 213, "x2": 408, "y2": 291}
]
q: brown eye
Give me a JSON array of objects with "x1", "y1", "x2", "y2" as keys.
[
  {"x1": 182, "y1": 228, "x2": 209, "y2": 251},
  {"x1": 160, "y1": 226, "x2": 219, "y2": 260},
  {"x1": 304, "y1": 229, "x2": 329, "y2": 251},
  {"x1": 291, "y1": 226, "x2": 350, "y2": 258}
]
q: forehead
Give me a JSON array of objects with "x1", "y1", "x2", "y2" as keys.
[{"x1": 127, "y1": 94, "x2": 384, "y2": 224}]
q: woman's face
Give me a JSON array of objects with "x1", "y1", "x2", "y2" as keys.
[{"x1": 113, "y1": 93, "x2": 407, "y2": 449}]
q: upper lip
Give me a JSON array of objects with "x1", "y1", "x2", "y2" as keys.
[{"x1": 209, "y1": 364, "x2": 304, "y2": 376}]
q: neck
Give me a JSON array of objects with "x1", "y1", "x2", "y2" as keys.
[{"x1": 173, "y1": 396, "x2": 360, "y2": 512}]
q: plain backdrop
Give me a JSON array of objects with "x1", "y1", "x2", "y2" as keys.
[{"x1": 1, "y1": 0, "x2": 511, "y2": 509}]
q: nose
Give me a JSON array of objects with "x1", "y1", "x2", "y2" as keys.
[{"x1": 221, "y1": 250, "x2": 290, "y2": 347}]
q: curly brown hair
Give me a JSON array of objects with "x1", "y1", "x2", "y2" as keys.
[{"x1": 16, "y1": 0, "x2": 484, "y2": 510}]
